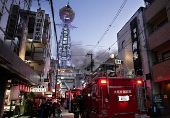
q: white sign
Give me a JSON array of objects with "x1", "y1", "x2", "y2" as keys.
[
  {"x1": 33, "y1": 88, "x2": 46, "y2": 92},
  {"x1": 33, "y1": 9, "x2": 45, "y2": 42},
  {"x1": 115, "y1": 59, "x2": 121, "y2": 64},
  {"x1": 118, "y1": 95, "x2": 129, "y2": 101}
]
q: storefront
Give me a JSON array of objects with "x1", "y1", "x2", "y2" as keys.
[{"x1": 3, "y1": 79, "x2": 32, "y2": 117}]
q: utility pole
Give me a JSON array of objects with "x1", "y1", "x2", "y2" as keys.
[
  {"x1": 49, "y1": 0, "x2": 59, "y2": 98},
  {"x1": 86, "y1": 53, "x2": 94, "y2": 72}
]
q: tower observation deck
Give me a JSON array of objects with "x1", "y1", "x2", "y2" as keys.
[{"x1": 58, "y1": 3, "x2": 75, "y2": 69}]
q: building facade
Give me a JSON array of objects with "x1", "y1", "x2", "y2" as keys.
[
  {"x1": 144, "y1": 0, "x2": 170, "y2": 113},
  {"x1": 0, "y1": 0, "x2": 52, "y2": 117},
  {"x1": 117, "y1": 7, "x2": 152, "y2": 107}
]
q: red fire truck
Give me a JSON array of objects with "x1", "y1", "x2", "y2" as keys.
[{"x1": 82, "y1": 63, "x2": 150, "y2": 118}]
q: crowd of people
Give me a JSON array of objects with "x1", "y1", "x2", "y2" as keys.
[{"x1": 38, "y1": 98, "x2": 63, "y2": 118}]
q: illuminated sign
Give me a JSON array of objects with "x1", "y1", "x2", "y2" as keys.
[
  {"x1": 61, "y1": 27, "x2": 69, "y2": 60},
  {"x1": 115, "y1": 59, "x2": 121, "y2": 65},
  {"x1": 58, "y1": 69, "x2": 73, "y2": 73},
  {"x1": 33, "y1": 9, "x2": 45, "y2": 43},
  {"x1": 32, "y1": 88, "x2": 46, "y2": 92},
  {"x1": 44, "y1": 79, "x2": 49, "y2": 82},
  {"x1": 118, "y1": 95, "x2": 129, "y2": 102}
]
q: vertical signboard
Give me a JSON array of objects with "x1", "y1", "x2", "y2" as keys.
[
  {"x1": 62, "y1": 27, "x2": 68, "y2": 61},
  {"x1": 33, "y1": 9, "x2": 45, "y2": 43},
  {"x1": 5, "y1": 5, "x2": 20, "y2": 40},
  {"x1": 130, "y1": 17, "x2": 143, "y2": 76},
  {"x1": 19, "y1": 23, "x2": 28, "y2": 61}
]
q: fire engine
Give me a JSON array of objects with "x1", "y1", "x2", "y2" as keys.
[
  {"x1": 82, "y1": 63, "x2": 150, "y2": 118},
  {"x1": 64, "y1": 88, "x2": 82, "y2": 112}
]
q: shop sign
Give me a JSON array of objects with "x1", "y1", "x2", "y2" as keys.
[
  {"x1": 32, "y1": 88, "x2": 46, "y2": 92},
  {"x1": 44, "y1": 79, "x2": 49, "y2": 82},
  {"x1": 115, "y1": 59, "x2": 121, "y2": 65},
  {"x1": 153, "y1": 94, "x2": 162, "y2": 103}
]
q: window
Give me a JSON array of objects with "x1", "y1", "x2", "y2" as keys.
[
  {"x1": 148, "y1": 8, "x2": 168, "y2": 35},
  {"x1": 162, "y1": 50, "x2": 170, "y2": 60},
  {"x1": 122, "y1": 40, "x2": 126, "y2": 49}
]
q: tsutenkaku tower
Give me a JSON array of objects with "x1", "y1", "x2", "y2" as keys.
[{"x1": 58, "y1": 2, "x2": 75, "y2": 68}]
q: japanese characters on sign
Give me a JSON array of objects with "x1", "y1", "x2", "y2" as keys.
[
  {"x1": 33, "y1": 9, "x2": 45, "y2": 43},
  {"x1": 114, "y1": 90, "x2": 131, "y2": 94},
  {"x1": 62, "y1": 27, "x2": 69, "y2": 60},
  {"x1": 115, "y1": 59, "x2": 121, "y2": 65},
  {"x1": 32, "y1": 88, "x2": 46, "y2": 92}
]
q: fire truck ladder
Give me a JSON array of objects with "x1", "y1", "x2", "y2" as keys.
[{"x1": 136, "y1": 80, "x2": 147, "y2": 113}]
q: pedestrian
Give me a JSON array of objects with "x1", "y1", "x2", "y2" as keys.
[
  {"x1": 71, "y1": 94, "x2": 80, "y2": 118},
  {"x1": 40, "y1": 100, "x2": 50, "y2": 118},
  {"x1": 61, "y1": 97, "x2": 64, "y2": 106},
  {"x1": 50, "y1": 101, "x2": 57, "y2": 117},
  {"x1": 56, "y1": 101, "x2": 62, "y2": 117}
]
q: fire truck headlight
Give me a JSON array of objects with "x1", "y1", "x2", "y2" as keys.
[{"x1": 105, "y1": 98, "x2": 108, "y2": 102}]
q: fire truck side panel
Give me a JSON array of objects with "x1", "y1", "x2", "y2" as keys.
[{"x1": 91, "y1": 84, "x2": 99, "y2": 112}]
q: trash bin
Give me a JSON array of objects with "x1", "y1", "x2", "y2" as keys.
[{"x1": 150, "y1": 104, "x2": 158, "y2": 117}]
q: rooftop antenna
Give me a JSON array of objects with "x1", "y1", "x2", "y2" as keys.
[{"x1": 68, "y1": 1, "x2": 69, "y2": 5}]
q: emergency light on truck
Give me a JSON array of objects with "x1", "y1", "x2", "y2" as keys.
[
  {"x1": 118, "y1": 95, "x2": 129, "y2": 102},
  {"x1": 101, "y1": 80, "x2": 106, "y2": 84}
]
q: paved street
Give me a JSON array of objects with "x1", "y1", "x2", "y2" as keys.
[{"x1": 16, "y1": 106, "x2": 80, "y2": 118}]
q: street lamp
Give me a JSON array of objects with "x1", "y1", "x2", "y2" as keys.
[{"x1": 110, "y1": 54, "x2": 115, "y2": 59}]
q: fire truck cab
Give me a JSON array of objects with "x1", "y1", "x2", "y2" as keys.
[{"x1": 83, "y1": 63, "x2": 150, "y2": 118}]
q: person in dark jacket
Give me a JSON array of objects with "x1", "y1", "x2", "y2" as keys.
[
  {"x1": 50, "y1": 102, "x2": 57, "y2": 117},
  {"x1": 40, "y1": 100, "x2": 50, "y2": 118}
]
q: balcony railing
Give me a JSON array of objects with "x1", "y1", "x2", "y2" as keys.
[
  {"x1": 149, "y1": 19, "x2": 168, "y2": 36},
  {"x1": 33, "y1": 47, "x2": 45, "y2": 60},
  {"x1": 0, "y1": 39, "x2": 40, "y2": 84}
]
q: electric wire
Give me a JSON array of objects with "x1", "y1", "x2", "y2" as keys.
[
  {"x1": 87, "y1": 0, "x2": 127, "y2": 53},
  {"x1": 91, "y1": 0, "x2": 170, "y2": 69}
]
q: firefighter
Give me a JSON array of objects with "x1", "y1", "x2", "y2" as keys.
[
  {"x1": 78, "y1": 95, "x2": 84, "y2": 118},
  {"x1": 71, "y1": 94, "x2": 80, "y2": 118}
]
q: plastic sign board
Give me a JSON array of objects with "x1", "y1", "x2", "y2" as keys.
[
  {"x1": 32, "y1": 88, "x2": 46, "y2": 92},
  {"x1": 118, "y1": 95, "x2": 129, "y2": 102},
  {"x1": 44, "y1": 79, "x2": 49, "y2": 82},
  {"x1": 115, "y1": 59, "x2": 121, "y2": 65}
]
